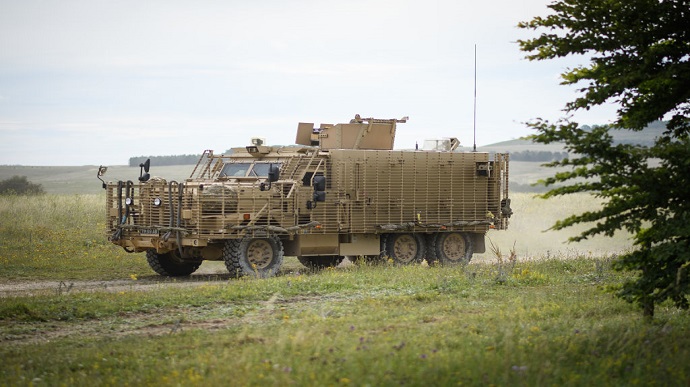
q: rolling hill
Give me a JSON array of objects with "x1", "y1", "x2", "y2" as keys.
[
  {"x1": 0, "y1": 122, "x2": 667, "y2": 195},
  {"x1": 478, "y1": 120, "x2": 666, "y2": 152}
]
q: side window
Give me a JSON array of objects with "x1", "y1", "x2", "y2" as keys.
[
  {"x1": 302, "y1": 172, "x2": 323, "y2": 186},
  {"x1": 302, "y1": 172, "x2": 314, "y2": 186}
]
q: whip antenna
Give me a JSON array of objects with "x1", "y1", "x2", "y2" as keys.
[{"x1": 473, "y1": 44, "x2": 477, "y2": 152}]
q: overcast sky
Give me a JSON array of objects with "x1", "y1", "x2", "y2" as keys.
[{"x1": 0, "y1": 0, "x2": 618, "y2": 166}]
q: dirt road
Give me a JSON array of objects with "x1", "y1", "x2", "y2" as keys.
[{"x1": 0, "y1": 261, "x2": 355, "y2": 347}]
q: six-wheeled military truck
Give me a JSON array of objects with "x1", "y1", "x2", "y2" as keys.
[{"x1": 99, "y1": 115, "x2": 512, "y2": 277}]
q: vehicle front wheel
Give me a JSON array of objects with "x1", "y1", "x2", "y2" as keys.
[
  {"x1": 223, "y1": 236, "x2": 284, "y2": 278},
  {"x1": 146, "y1": 249, "x2": 201, "y2": 277}
]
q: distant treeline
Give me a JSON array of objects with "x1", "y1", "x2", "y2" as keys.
[
  {"x1": 129, "y1": 155, "x2": 201, "y2": 167},
  {"x1": 129, "y1": 149, "x2": 236, "y2": 167},
  {"x1": 509, "y1": 150, "x2": 568, "y2": 162}
]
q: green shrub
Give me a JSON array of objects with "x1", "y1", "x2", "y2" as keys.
[{"x1": 0, "y1": 175, "x2": 45, "y2": 195}]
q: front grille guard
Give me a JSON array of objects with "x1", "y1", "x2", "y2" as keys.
[
  {"x1": 105, "y1": 179, "x2": 311, "y2": 251},
  {"x1": 108, "y1": 180, "x2": 188, "y2": 255}
]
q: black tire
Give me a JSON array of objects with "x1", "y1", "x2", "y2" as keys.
[
  {"x1": 146, "y1": 249, "x2": 201, "y2": 277},
  {"x1": 424, "y1": 233, "x2": 440, "y2": 266},
  {"x1": 433, "y1": 232, "x2": 473, "y2": 265},
  {"x1": 223, "y1": 236, "x2": 284, "y2": 278},
  {"x1": 383, "y1": 233, "x2": 425, "y2": 265},
  {"x1": 297, "y1": 255, "x2": 344, "y2": 270},
  {"x1": 222, "y1": 239, "x2": 242, "y2": 278}
]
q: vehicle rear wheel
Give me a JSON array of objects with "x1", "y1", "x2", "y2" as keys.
[
  {"x1": 146, "y1": 249, "x2": 201, "y2": 277},
  {"x1": 298, "y1": 255, "x2": 344, "y2": 270},
  {"x1": 223, "y1": 236, "x2": 284, "y2": 278},
  {"x1": 434, "y1": 232, "x2": 473, "y2": 265},
  {"x1": 384, "y1": 233, "x2": 425, "y2": 265}
]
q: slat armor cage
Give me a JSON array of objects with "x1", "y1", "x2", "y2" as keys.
[{"x1": 103, "y1": 115, "x2": 512, "y2": 277}]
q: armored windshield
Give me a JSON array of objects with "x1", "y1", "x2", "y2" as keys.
[
  {"x1": 220, "y1": 163, "x2": 251, "y2": 177},
  {"x1": 219, "y1": 162, "x2": 282, "y2": 178},
  {"x1": 250, "y1": 163, "x2": 281, "y2": 177}
]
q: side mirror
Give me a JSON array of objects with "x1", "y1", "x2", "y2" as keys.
[
  {"x1": 313, "y1": 175, "x2": 326, "y2": 192},
  {"x1": 141, "y1": 159, "x2": 151, "y2": 173},
  {"x1": 139, "y1": 158, "x2": 151, "y2": 182},
  {"x1": 307, "y1": 175, "x2": 327, "y2": 209},
  {"x1": 313, "y1": 191, "x2": 326, "y2": 202},
  {"x1": 97, "y1": 165, "x2": 108, "y2": 189},
  {"x1": 268, "y1": 164, "x2": 280, "y2": 182},
  {"x1": 261, "y1": 164, "x2": 281, "y2": 191}
]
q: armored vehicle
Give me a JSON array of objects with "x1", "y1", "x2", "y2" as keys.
[{"x1": 99, "y1": 115, "x2": 512, "y2": 277}]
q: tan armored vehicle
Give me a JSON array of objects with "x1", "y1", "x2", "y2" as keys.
[{"x1": 99, "y1": 115, "x2": 512, "y2": 277}]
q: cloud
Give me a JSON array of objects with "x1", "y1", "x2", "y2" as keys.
[{"x1": 0, "y1": 0, "x2": 616, "y2": 166}]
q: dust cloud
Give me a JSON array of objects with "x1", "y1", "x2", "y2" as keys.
[{"x1": 475, "y1": 193, "x2": 633, "y2": 261}]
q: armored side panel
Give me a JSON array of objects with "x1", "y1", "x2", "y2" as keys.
[{"x1": 323, "y1": 150, "x2": 509, "y2": 235}]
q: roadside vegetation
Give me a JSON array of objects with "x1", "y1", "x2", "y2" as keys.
[
  {"x1": 0, "y1": 175, "x2": 45, "y2": 195},
  {"x1": 1, "y1": 193, "x2": 689, "y2": 385},
  {"x1": 0, "y1": 194, "x2": 149, "y2": 280},
  {"x1": 2, "y1": 253, "x2": 689, "y2": 385}
]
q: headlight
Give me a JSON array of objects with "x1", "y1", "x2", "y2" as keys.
[
  {"x1": 125, "y1": 197, "x2": 133, "y2": 206},
  {"x1": 153, "y1": 197, "x2": 162, "y2": 207}
]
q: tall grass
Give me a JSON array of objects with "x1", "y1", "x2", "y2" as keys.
[
  {"x1": 0, "y1": 194, "x2": 150, "y2": 280},
  {"x1": 478, "y1": 192, "x2": 634, "y2": 261},
  {"x1": 0, "y1": 193, "x2": 634, "y2": 281},
  {"x1": 0, "y1": 194, "x2": 290, "y2": 281}
]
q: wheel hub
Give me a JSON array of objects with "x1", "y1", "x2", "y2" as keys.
[
  {"x1": 393, "y1": 234, "x2": 418, "y2": 263},
  {"x1": 442, "y1": 233, "x2": 466, "y2": 261},
  {"x1": 246, "y1": 239, "x2": 274, "y2": 269}
]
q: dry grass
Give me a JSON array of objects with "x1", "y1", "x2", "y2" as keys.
[{"x1": 476, "y1": 192, "x2": 633, "y2": 262}]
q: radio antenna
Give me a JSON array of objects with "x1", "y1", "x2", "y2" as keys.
[{"x1": 473, "y1": 44, "x2": 477, "y2": 152}]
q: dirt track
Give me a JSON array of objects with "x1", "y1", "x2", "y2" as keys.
[
  {"x1": 0, "y1": 261, "x2": 295, "y2": 298},
  {"x1": 0, "y1": 273, "x2": 234, "y2": 298},
  {"x1": 1, "y1": 278, "x2": 303, "y2": 345},
  {"x1": 0, "y1": 262, "x2": 354, "y2": 347}
]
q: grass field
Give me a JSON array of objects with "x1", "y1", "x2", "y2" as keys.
[
  {"x1": 0, "y1": 165, "x2": 193, "y2": 195},
  {"x1": 3, "y1": 261, "x2": 688, "y2": 386},
  {"x1": 1, "y1": 193, "x2": 688, "y2": 385}
]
